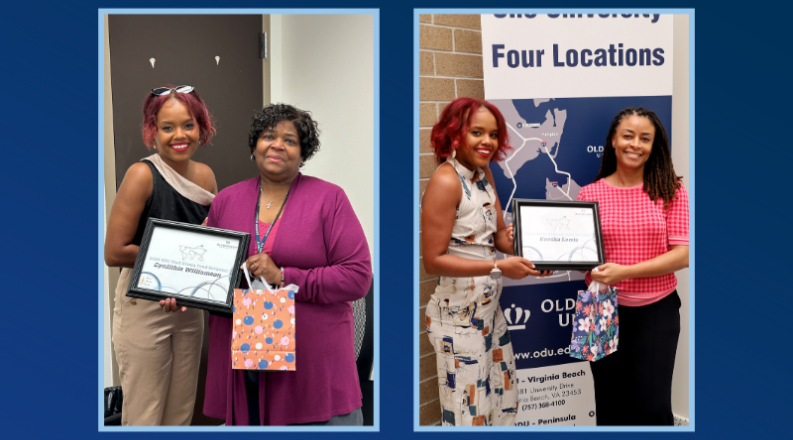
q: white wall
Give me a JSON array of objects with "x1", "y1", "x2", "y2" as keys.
[
  {"x1": 103, "y1": 14, "x2": 118, "y2": 388},
  {"x1": 104, "y1": 186, "x2": 113, "y2": 387},
  {"x1": 270, "y1": 14, "x2": 375, "y2": 258},
  {"x1": 670, "y1": 14, "x2": 691, "y2": 422}
]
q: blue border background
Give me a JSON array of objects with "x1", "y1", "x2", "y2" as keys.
[
  {"x1": 414, "y1": 9, "x2": 694, "y2": 432},
  {"x1": 0, "y1": 1, "x2": 785, "y2": 439}
]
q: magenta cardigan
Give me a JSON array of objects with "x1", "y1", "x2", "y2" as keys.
[{"x1": 203, "y1": 173, "x2": 372, "y2": 425}]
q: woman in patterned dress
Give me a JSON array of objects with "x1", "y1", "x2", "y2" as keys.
[{"x1": 422, "y1": 98, "x2": 552, "y2": 426}]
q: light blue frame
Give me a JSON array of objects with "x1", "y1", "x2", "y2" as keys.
[
  {"x1": 413, "y1": 8, "x2": 694, "y2": 432},
  {"x1": 98, "y1": 8, "x2": 380, "y2": 432}
]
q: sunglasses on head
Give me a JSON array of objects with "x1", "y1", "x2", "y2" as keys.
[{"x1": 151, "y1": 85, "x2": 195, "y2": 96}]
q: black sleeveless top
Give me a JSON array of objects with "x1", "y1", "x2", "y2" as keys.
[{"x1": 132, "y1": 159, "x2": 212, "y2": 246}]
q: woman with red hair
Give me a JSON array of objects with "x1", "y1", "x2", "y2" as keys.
[
  {"x1": 422, "y1": 97, "x2": 551, "y2": 426},
  {"x1": 104, "y1": 85, "x2": 217, "y2": 425}
]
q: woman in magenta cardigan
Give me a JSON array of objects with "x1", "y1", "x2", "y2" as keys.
[{"x1": 199, "y1": 104, "x2": 371, "y2": 425}]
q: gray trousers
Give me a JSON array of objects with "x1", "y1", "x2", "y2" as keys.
[
  {"x1": 291, "y1": 408, "x2": 363, "y2": 426},
  {"x1": 245, "y1": 370, "x2": 363, "y2": 425}
]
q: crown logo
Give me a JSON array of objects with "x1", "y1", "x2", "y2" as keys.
[{"x1": 505, "y1": 303, "x2": 530, "y2": 330}]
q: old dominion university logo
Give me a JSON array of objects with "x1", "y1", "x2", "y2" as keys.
[{"x1": 504, "y1": 303, "x2": 530, "y2": 330}]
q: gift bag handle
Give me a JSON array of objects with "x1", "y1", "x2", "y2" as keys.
[{"x1": 241, "y1": 264, "x2": 273, "y2": 294}]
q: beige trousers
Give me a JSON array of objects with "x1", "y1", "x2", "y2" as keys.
[{"x1": 112, "y1": 268, "x2": 204, "y2": 426}]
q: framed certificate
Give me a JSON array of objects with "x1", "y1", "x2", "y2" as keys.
[
  {"x1": 511, "y1": 199, "x2": 605, "y2": 271},
  {"x1": 127, "y1": 219, "x2": 250, "y2": 314}
]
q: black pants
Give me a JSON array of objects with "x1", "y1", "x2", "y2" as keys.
[{"x1": 590, "y1": 291, "x2": 681, "y2": 426}]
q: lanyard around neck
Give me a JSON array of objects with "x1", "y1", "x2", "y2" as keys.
[{"x1": 254, "y1": 179, "x2": 290, "y2": 254}]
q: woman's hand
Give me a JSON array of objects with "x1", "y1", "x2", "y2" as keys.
[
  {"x1": 506, "y1": 223, "x2": 514, "y2": 244},
  {"x1": 499, "y1": 256, "x2": 554, "y2": 279},
  {"x1": 159, "y1": 298, "x2": 187, "y2": 313},
  {"x1": 590, "y1": 263, "x2": 629, "y2": 285},
  {"x1": 245, "y1": 252, "x2": 280, "y2": 286}
]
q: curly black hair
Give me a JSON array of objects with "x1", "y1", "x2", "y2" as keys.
[{"x1": 248, "y1": 103, "x2": 321, "y2": 167}]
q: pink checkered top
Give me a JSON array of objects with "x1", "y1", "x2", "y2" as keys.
[{"x1": 577, "y1": 178, "x2": 689, "y2": 307}]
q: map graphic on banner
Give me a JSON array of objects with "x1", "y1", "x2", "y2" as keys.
[{"x1": 488, "y1": 97, "x2": 672, "y2": 425}]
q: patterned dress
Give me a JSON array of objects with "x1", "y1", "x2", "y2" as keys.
[{"x1": 424, "y1": 159, "x2": 518, "y2": 426}]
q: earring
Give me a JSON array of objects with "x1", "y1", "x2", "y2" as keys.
[
  {"x1": 452, "y1": 149, "x2": 457, "y2": 159},
  {"x1": 251, "y1": 153, "x2": 255, "y2": 161}
]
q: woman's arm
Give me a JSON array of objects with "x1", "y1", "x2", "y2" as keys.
[
  {"x1": 590, "y1": 245, "x2": 689, "y2": 286},
  {"x1": 283, "y1": 189, "x2": 372, "y2": 304},
  {"x1": 422, "y1": 165, "x2": 541, "y2": 279},
  {"x1": 104, "y1": 163, "x2": 153, "y2": 268}
]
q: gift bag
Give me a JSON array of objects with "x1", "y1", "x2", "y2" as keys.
[
  {"x1": 569, "y1": 268, "x2": 619, "y2": 362},
  {"x1": 231, "y1": 266, "x2": 298, "y2": 371}
]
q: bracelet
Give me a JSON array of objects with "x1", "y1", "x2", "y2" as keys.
[
  {"x1": 490, "y1": 259, "x2": 502, "y2": 280},
  {"x1": 279, "y1": 267, "x2": 285, "y2": 288}
]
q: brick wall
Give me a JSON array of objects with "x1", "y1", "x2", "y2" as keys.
[{"x1": 418, "y1": 13, "x2": 483, "y2": 426}]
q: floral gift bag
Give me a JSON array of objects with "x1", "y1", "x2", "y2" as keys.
[
  {"x1": 569, "y1": 268, "x2": 618, "y2": 362},
  {"x1": 231, "y1": 266, "x2": 297, "y2": 371}
]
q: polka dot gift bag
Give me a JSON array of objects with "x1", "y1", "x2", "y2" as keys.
[
  {"x1": 569, "y1": 268, "x2": 619, "y2": 362},
  {"x1": 232, "y1": 266, "x2": 297, "y2": 371}
]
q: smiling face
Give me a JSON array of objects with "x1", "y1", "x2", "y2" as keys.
[
  {"x1": 153, "y1": 98, "x2": 199, "y2": 165},
  {"x1": 254, "y1": 120, "x2": 302, "y2": 182},
  {"x1": 455, "y1": 106, "x2": 499, "y2": 171},
  {"x1": 611, "y1": 114, "x2": 655, "y2": 172}
]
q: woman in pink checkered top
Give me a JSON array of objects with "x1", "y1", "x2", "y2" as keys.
[{"x1": 577, "y1": 107, "x2": 689, "y2": 425}]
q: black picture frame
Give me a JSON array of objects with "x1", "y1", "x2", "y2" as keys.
[
  {"x1": 511, "y1": 198, "x2": 605, "y2": 271},
  {"x1": 127, "y1": 218, "x2": 250, "y2": 314}
]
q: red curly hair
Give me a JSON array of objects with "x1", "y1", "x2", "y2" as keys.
[
  {"x1": 430, "y1": 97, "x2": 512, "y2": 165},
  {"x1": 141, "y1": 85, "x2": 215, "y2": 148}
]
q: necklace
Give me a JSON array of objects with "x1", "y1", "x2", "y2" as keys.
[
  {"x1": 255, "y1": 179, "x2": 290, "y2": 254},
  {"x1": 260, "y1": 185, "x2": 288, "y2": 209}
]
